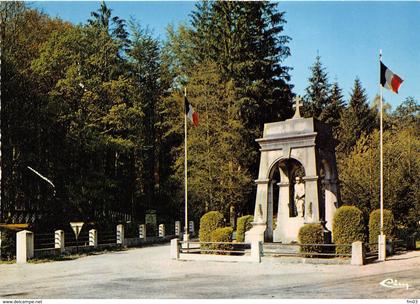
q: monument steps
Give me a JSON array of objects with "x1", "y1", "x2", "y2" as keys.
[{"x1": 262, "y1": 243, "x2": 300, "y2": 256}]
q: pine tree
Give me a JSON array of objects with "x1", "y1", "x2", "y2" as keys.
[
  {"x1": 320, "y1": 81, "x2": 345, "y2": 136},
  {"x1": 304, "y1": 55, "x2": 330, "y2": 119},
  {"x1": 163, "y1": 1, "x2": 293, "y2": 213},
  {"x1": 338, "y1": 78, "x2": 375, "y2": 153}
]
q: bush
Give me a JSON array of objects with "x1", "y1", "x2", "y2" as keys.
[
  {"x1": 298, "y1": 223, "x2": 325, "y2": 256},
  {"x1": 236, "y1": 215, "x2": 253, "y2": 242},
  {"x1": 199, "y1": 211, "x2": 224, "y2": 242},
  {"x1": 369, "y1": 209, "x2": 395, "y2": 251},
  {"x1": 333, "y1": 206, "x2": 367, "y2": 255},
  {"x1": 210, "y1": 227, "x2": 233, "y2": 254}
]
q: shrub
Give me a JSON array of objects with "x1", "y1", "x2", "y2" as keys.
[
  {"x1": 199, "y1": 211, "x2": 225, "y2": 242},
  {"x1": 236, "y1": 215, "x2": 254, "y2": 242},
  {"x1": 369, "y1": 209, "x2": 395, "y2": 251},
  {"x1": 210, "y1": 227, "x2": 233, "y2": 254},
  {"x1": 298, "y1": 223, "x2": 325, "y2": 256},
  {"x1": 333, "y1": 206, "x2": 367, "y2": 255}
]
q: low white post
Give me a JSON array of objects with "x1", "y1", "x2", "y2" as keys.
[
  {"x1": 89, "y1": 229, "x2": 97, "y2": 248},
  {"x1": 251, "y1": 241, "x2": 262, "y2": 263},
  {"x1": 378, "y1": 234, "x2": 386, "y2": 261},
  {"x1": 116, "y1": 224, "x2": 125, "y2": 245},
  {"x1": 351, "y1": 241, "x2": 365, "y2": 266},
  {"x1": 188, "y1": 221, "x2": 195, "y2": 236},
  {"x1": 16, "y1": 230, "x2": 34, "y2": 264},
  {"x1": 139, "y1": 224, "x2": 146, "y2": 239},
  {"x1": 175, "y1": 221, "x2": 181, "y2": 236},
  {"x1": 54, "y1": 230, "x2": 65, "y2": 253},
  {"x1": 159, "y1": 224, "x2": 165, "y2": 237},
  {"x1": 170, "y1": 238, "x2": 180, "y2": 260}
]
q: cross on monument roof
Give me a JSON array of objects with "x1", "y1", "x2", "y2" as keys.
[{"x1": 292, "y1": 95, "x2": 303, "y2": 119}]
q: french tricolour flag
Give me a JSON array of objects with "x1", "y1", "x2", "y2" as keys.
[
  {"x1": 380, "y1": 61, "x2": 403, "y2": 94},
  {"x1": 185, "y1": 96, "x2": 199, "y2": 127}
]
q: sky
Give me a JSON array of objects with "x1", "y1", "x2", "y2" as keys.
[{"x1": 32, "y1": 1, "x2": 420, "y2": 111}]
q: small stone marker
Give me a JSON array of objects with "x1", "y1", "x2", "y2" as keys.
[
  {"x1": 116, "y1": 224, "x2": 124, "y2": 245},
  {"x1": 89, "y1": 229, "x2": 97, "y2": 248},
  {"x1": 175, "y1": 221, "x2": 181, "y2": 236},
  {"x1": 139, "y1": 224, "x2": 146, "y2": 239},
  {"x1": 70, "y1": 222, "x2": 84, "y2": 240},
  {"x1": 351, "y1": 241, "x2": 365, "y2": 266},
  {"x1": 159, "y1": 224, "x2": 165, "y2": 237},
  {"x1": 188, "y1": 221, "x2": 195, "y2": 236},
  {"x1": 54, "y1": 230, "x2": 65, "y2": 253},
  {"x1": 16, "y1": 230, "x2": 34, "y2": 264}
]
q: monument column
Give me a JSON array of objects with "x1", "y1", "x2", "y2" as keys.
[
  {"x1": 254, "y1": 179, "x2": 270, "y2": 224},
  {"x1": 302, "y1": 176, "x2": 320, "y2": 223},
  {"x1": 266, "y1": 180, "x2": 276, "y2": 241},
  {"x1": 273, "y1": 166, "x2": 290, "y2": 242},
  {"x1": 324, "y1": 178, "x2": 338, "y2": 232}
]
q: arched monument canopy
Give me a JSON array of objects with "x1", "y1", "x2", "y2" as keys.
[{"x1": 247, "y1": 98, "x2": 340, "y2": 243}]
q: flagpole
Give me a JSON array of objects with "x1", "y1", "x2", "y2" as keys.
[
  {"x1": 379, "y1": 50, "x2": 384, "y2": 237},
  {"x1": 184, "y1": 87, "x2": 189, "y2": 241},
  {"x1": 378, "y1": 49, "x2": 386, "y2": 261}
]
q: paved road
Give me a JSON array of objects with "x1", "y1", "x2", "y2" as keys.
[{"x1": 0, "y1": 244, "x2": 419, "y2": 299}]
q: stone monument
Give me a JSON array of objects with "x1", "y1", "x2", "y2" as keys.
[{"x1": 246, "y1": 96, "x2": 340, "y2": 243}]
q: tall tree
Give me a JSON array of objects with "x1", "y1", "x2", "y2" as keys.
[
  {"x1": 128, "y1": 22, "x2": 173, "y2": 217},
  {"x1": 1, "y1": 2, "x2": 71, "y2": 223},
  {"x1": 304, "y1": 55, "x2": 331, "y2": 119},
  {"x1": 320, "y1": 81, "x2": 345, "y2": 136},
  {"x1": 88, "y1": 1, "x2": 130, "y2": 50},
  {"x1": 168, "y1": 61, "x2": 252, "y2": 221},
  {"x1": 337, "y1": 78, "x2": 376, "y2": 153},
  {"x1": 163, "y1": 1, "x2": 294, "y2": 215}
]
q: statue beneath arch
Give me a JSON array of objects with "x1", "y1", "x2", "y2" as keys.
[{"x1": 246, "y1": 96, "x2": 340, "y2": 243}]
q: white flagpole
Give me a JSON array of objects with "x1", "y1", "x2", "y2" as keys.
[
  {"x1": 379, "y1": 50, "x2": 384, "y2": 236},
  {"x1": 184, "y1": 87, "x2": 189, "y2": 241},
  {"x1": 378, "y1": 49, "x2": 386, "y2": 261}
]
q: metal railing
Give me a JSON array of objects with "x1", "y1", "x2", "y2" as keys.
[
  {"x1": 263, "y1": 242, "x2": 352, "y2": 258},
  {"x1": 97, "y1": 231, "x2": 117, "y2": 245},
  {"x1": 179, "y1": 241, "x2": 251, "y2": 255},
  {"x1": 34, "y1": 233, "x2": 55, "y2": 250}
]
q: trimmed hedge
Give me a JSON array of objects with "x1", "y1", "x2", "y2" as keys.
[
  {"x1": 210, "y1": 227, "x2": 233, "y2": 255},
  {"x1": 333, "y1": 206, "x2": 367, "y2": 254},
  {"x1": 369, "y1": 209, "x2": 395, "y2": 251},
  {"x1": 236, "y1": 215, "x2": 254, "y2": 242},
  {"x1": 298, "y1": 223, "x2": 325, "y2": 256},
  {"x1": 199, "y1": 211, "x2": 225, "y2": 242}
]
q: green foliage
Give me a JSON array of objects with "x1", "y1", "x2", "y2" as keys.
[
  {"x1": 304, "y1": 55, "x2": 331, "y2": 119},
  {"x1": 236, "y1": 215, "x2": 254, "y2": 242},
  {"x1": 164, "y1": 2, "x2": 294, "y2": 211},
  {"x1": 339, "y1": 125, "x2": 419, "y2": 233},
  {"x1": 210, "y1": 227, "x2": 234, "y2": 255},
  {"x1": 333, "y1": 206, "x2": 367, "y2": 254},
  {"x1": 298, "y1": 224, "x2": 325, "y2": 256},
  {"x1": 169, "y1": 62, "x2": 252, "y2": 218},
  {"x1": 199, "y1": 211, "x2": 225, "y2": 242},
  {"x1": 322, "y1": 82, "x2": 345, "y2": 136},
  {"x1": 337, "y1": 78, "x2": 376, "y2": 154},
  {"x1": 369, "y1": 209, "x2": 395, "y2": 244}
]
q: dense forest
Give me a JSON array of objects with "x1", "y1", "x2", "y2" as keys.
[{"x1": 0, "y1": 2, "x2": 418, "y2": 237}]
